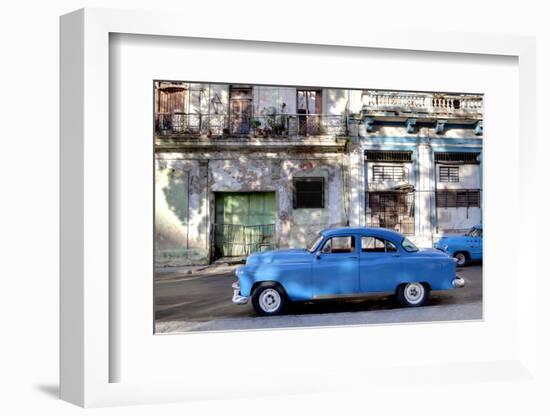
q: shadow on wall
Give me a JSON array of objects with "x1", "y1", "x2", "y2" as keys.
[{"x1": 162, "y1": 169, "x2": 189, "y2": 225}]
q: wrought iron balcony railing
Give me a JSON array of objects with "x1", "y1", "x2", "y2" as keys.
[{"x1": 155, "y1": 113, "x2": 348, "y2": 138}]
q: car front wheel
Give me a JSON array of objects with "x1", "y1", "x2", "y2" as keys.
[
  {"x1": 251, "y1": 283, "x2": 288, "y2": 316},
  {"x1": 397, "y1": 282, "x2": 429, "y2": 307}
]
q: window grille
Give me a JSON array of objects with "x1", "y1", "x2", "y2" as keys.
[
  {"x1": 366, "y1": 191, "x2": 415, "y2": 235},
  {"x1": 365, "y1": 150, "x2": 412, "y2": 162},
  {"x1": 439, "y1": 166, "x2": 459, "y2": 182},
  {"x1": 434, "y1": 152, "x2": 479, "y2": 163},
  {"x1": 436, "y1": 189, "x2": 480, "y2": 208},
  {"x1": 373, "y1": 165, "x2": 407, "y2": 182}
]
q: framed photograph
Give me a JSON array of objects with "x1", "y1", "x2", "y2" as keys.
[{"x1": 60, "y1": 8, "x2": 539, "y2": 408}]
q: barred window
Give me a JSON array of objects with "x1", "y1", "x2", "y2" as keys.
[
  {"x1": 293, "y1": 177, "x2": 324, "y2": 209},
  {"x1": 439, "y1": 166, "x2": 459, "y2": 183},
  {"x1": 434, "y1": 152, "x2": 479, "y2": 163},
  {"x1": 373, "y1": 165, "x2": 407, "y2": 182},
  {"x1": 436, "y1": 189, "x2": 480, "y2": 208},
  {"x1": 365, "y1": 150, "x2": 412, "y2": 162}
]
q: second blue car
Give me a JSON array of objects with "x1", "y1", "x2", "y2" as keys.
[{"x1": 434, "y1": 224, "x2": 482, "y2": 267}]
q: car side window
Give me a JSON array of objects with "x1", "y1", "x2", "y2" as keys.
[
  {"x1": 362, "y1": 236, "x2": 397, "y2": 253},
  {"x1": 321, "y1": 236, "x2": 355, "y2": 254},
  {"x1": 385, "y1": 240, "x2": 398, "y2": 252}
]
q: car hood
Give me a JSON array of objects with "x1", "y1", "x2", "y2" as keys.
[
  {"x1": 246, "y1": 248, "x2": 312, "y2": 265},
  {"x1": 417, "y1": 247, "x2": 451, "y2": 257}
]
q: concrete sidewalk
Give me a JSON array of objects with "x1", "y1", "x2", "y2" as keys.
[
  {"x1": 155, "y1": 301, "x2": 482, "y2": 333},
  {"x1": 155, "y1": 262, "x2": 241, "y2": 282}
]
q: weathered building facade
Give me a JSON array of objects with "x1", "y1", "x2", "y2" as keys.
[{"x1": 154, "y1": 82, "x2": 483, "y2": 266}]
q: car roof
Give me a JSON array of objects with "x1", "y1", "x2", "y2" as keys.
[
  {"x1": 320, "y1": 226, "x2": 406, "y2": 241},
  {"x1": 473, "y1": 224, "x2": 483, "y2": 229}
]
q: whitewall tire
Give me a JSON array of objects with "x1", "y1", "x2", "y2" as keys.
[{"x1": 397, "y1": 282, "x2": 429, "y2": 307}]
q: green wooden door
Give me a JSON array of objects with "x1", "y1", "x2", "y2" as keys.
[{"x1": 214, "y1": 192, "x2": 276, "y2": 257}]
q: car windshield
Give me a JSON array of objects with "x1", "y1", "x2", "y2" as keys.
[
  {"x1": 401, "y1": 237, "x2": 419, "y2": 252},
  {"x1": 308, "y1": 234, "x2": 325, "y2": 252},
  {"x1": 465, "y1": 227, "x2": 481, "y2": 237}
]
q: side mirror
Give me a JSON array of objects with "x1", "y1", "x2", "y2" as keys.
[{"x1": 316, "y1": 251, "x2": 321, "y2": 259}]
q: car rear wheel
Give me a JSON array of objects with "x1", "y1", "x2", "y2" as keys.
[
  {"x1": 453, "y1": 252, "x2": 469, "y2": 267},
  {"x1": 397, "y1": 282, "x2": 429, "y2": 307},
  {"x1": 251, "y1": 283, "x2": 288, "y2": 316}
]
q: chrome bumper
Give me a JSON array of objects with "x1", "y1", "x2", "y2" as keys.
[
  {"x1": 232, "y1": 281, "x2": 248, "y2": 305},
  {"x1": 452, "y1": 276, "x2": 465, "y2": 288}
]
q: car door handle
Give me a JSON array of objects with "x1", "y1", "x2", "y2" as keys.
[{"x1": 392, "y1": 254, "x2": 400, "y2": 257}]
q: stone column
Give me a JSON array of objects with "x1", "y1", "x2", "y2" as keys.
[
  {"x1": 198, "y1": 160, "x2": 210, "y2": 256},
  {"x1": 348, "y1": 142, "x2": 365, "y2": 227},
  {"x1": 416, "y1": 143, "x2": 435, "y2": 246}
]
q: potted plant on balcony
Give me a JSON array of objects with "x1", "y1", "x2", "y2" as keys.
[{"x1": 250, "y1": 118, "x2": 262, "y2": 137}]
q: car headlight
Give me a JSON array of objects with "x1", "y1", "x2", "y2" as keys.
[{"x1": 442, "y1": 244, "x2": 449, "y2": 251}]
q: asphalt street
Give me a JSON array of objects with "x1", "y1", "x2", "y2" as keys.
[{"x1": 154, "y1": 264, "x2": 482, "y2": 333}]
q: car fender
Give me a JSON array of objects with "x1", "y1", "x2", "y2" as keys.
[{"x1": 237, "y1": 262, "x2": 313, "y2": 301}]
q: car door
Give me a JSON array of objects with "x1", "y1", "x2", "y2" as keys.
[
  {"x1": 311, "y1": 235, "x2": 359, "y2": 297},
  {"x1": 468, "y1": 228, "x2": 482, "y2": 260},
  {"x1": 359, "y1": 235, "x2": 401, "y2": 293}
]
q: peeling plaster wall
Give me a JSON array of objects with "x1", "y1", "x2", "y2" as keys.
[
  {"x1": 324, "y1": 89, "x2": 348, "y2": 115},
  {"x1": 156, "y1": 150, "x2": 346, "y2": 264},
  {"x1": 208, "y1": 154, "x2": 346, "y2": 250},
  {"x1": 155, "y1": 157, "x2": 208, "y2": 266},
  {"x1": 284, "y1": 159, "x2": 347, "y2": 248},
  {"x1": 436, "y1": 163, "x2": 482, "y2": 233}
]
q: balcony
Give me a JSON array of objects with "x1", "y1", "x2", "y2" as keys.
[
  {"x1": 361, "y1": 91, "x2": 483, "y2": 120},
  {"x1": 155, "y1": 112, "x2": 348, "y2": 138}
]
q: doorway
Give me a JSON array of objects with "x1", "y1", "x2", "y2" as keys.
[
  {"x1": 213, "y1": 192, "x2": 276, "y2": 258},
  {"x1": 230, "y1": 87, "x2": 252, "y2": 134}
]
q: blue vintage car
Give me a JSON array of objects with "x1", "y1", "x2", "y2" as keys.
[
  {"x1": 232, "y1": 227, "x2": 464, "y2": 316},
  {"x1": 433, "y1": 224, "x2": 482, "y2": 267}
]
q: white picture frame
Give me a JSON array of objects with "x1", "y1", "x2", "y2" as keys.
[{"x1": 60, "y1": 8, "x2": 540, "y2": 408}]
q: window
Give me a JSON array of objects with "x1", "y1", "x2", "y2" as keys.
[
  {"x1": 293, "y1": 177, "x2": 324, "y2": 209},
  {"x1": 373, "y1": 165, "x2": 407, "y2": 182},
  {"x1": 361, "y1": 236, "x2": 397, "y2": 253},
  {"x1": 402, "y1": 237, "x2": 419, "y2": 252},
  {"x1": 365, "y1": 150, "x2": 412, "y2": 162},
  {"x1": 434, "y1": 152, "x2": 480, "y2": 163},
  {"x1": 439, "y1": 166, "x2": 459, "y2": 183},
  {"x1": 297, "y1": 90, "x2": 322, "y2": 136},
  {"x1": 366, "y1": 191, "x2": 415, "y2": 235},
  {"x1": 321, "y1": 236, "x2": 355, "y2": 254},
  {"x1": 436, "y1": 189, "x2": 481, "y2": 208}
]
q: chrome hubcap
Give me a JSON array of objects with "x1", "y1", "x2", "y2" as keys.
[
  {"x1": 404, "y1": 283, "x2": 425, "y2": 304},
  {"x1": 455, "y1": 253, "x2": 466, "y2": 266},
  {"x1": 259, "y1": 288, "x2": 281, "y2": 313}
]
